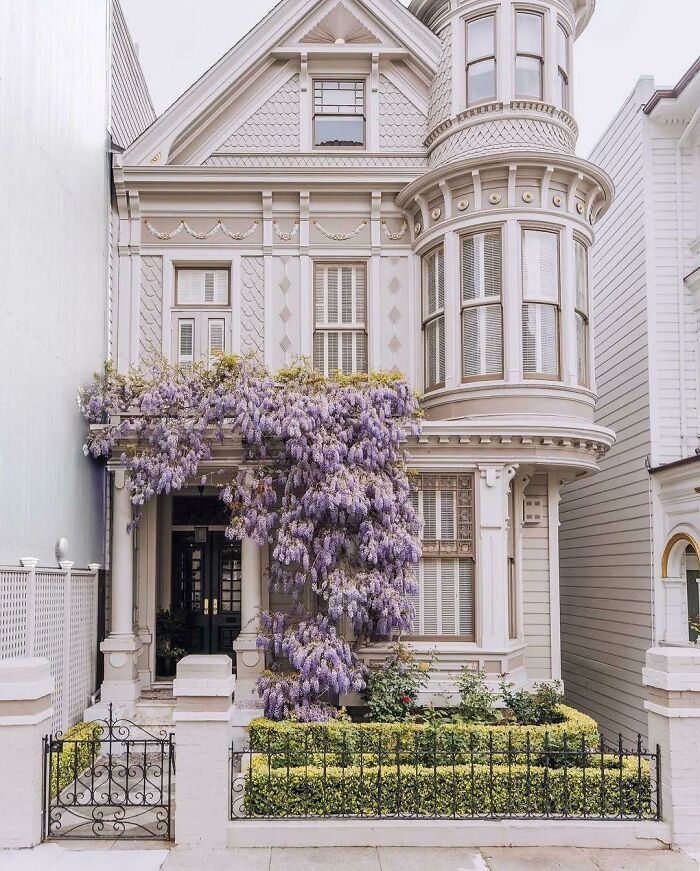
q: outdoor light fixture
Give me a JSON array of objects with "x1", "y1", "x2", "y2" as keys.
[{"x1": 194, "y1": 526, "x2": 207, "y2": 543}]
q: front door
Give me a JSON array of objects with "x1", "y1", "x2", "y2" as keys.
[{"x1": 172, "y1": 531, "x2": 242, "y2": 658}]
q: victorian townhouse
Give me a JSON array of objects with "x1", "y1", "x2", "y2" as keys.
[{"x1": 88, "y1": 0, "x2": 616, "y2": 723}]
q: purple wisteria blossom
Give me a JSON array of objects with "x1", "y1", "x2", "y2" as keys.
[{"x1": 79, "y1": 357, "x2": 422, "y2": 721}]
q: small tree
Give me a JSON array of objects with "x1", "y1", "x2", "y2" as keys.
[{"x1": 80, "y1": 357, "x2": 422, "y2": 721}]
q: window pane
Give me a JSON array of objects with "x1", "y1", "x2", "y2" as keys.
[
  {"x1": 467, "y1": 15, "x2": 494, "y2": 61},
  {"x1": 522, "y1": 303, "x2": 559, "y2": 376},
  {"x1": 522, "y1": 230, "x2": 559, "y2": 301},
  {"x1": 557, "y1": 71, "x2": 568, "y2": 110},
  {"x1": 462, "y1": 232, "x2": 502, "y2": 302},
  {"x1": 425, "y1": 315, "x2": 445, "y2": 388},
  {"x1": 463, "y1": 305, "x2": 503, "y2": 378},
  {"x1": 458, "y1": 559, "x2": 475, "y2": 637},
  {"x1": 515, "y1": 55, "x2": 542, "y2": 99},
  {"x1": 314, "y1": 116, "x2": 364, "y2": 147},
  {"x1": 557, "y1": 24, "x2": 569, "y2": 73},
  {"x1": 576, "y1": 312, "x2": 588, "y2": 386},
  {"x1": 314, "y1": 80, "x2": 364, "y2": 115},
  {"x1": 516, "y1": 12, "x2": 543, "y2": 55},
  {"x1": 424, "y1": 248, "x2": 444, "y2": 317},
  {"x1": 574, "y1": 240, "x2": 588, "y2": 314},
  {"x1": 468, "y1": 58, "x2": 497, "y2": 105},
  {"x1": 423, "y1": 490, "x2": 437, "y2": 540}
]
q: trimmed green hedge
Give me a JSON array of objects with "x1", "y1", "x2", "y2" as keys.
[
  {"x1": 249, "y1": 706, "x2": 600, "y2": 768},
  {"x1": 49, "y1": 721, "x2": 102, "y2": 799},
  {"x1": 243, "y1": 755, "x2": 652, "y2": 819}
]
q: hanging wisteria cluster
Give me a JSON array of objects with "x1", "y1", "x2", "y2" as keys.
[{"x1": 79, "y1": 357, "x2": 422, "y2": 721}]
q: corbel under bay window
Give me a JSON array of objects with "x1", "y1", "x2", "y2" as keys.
[
  {"x1": 521, "y1": 228, "x2": 560, "y2": 379},
  {"x1": 409, "y1": 474, "x2": 476, "y2": 640},
  {"x1": 461, "y1": 229, "x2": 504, "y2": 380},
  {"x1": 423, "y1": 246, "x2": 446, "y2": 391}
]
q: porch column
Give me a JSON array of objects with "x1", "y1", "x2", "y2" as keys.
[
  {"x1": 232, "y1": 537, "x2": 265, "y2": 708},
  {"x1": 476, "y1": 464, "x2": 517, "y2": 651},
  {"x1": 100, "y1": 469, "x2": 142, "y2": 709},
  {"x1": 661, "y1": 576, "x2": 689, "y2": 644}
]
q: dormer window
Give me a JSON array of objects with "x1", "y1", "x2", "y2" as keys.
[
  {"x1": 515, "y1": 11, "x2": 544, "y2": 100},
  {"x1": 313, "y1": 80, "x2": 365, "y2": 147},
  {"x1": 466, "y1": 14, "x2": 496, "y2": 107}
]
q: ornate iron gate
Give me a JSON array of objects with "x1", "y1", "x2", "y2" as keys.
[{"x1": 43, "y1": 704, "x2": 175, "y2": 840}]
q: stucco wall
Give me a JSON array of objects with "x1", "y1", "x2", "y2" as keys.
[{"x1": 0, "y1": 1, "x2": 110, "y2": 568}]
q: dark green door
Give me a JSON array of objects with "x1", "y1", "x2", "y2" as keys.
[{"x1": 172, "y1": 532, "x2": 242, "y2": 657}]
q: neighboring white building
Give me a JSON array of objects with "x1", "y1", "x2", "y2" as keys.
[
  {"x1": 560, "y1": 58, "x2": 700, "y2": 741},
  {"x1": 99, "y1": 0, "x2": 616, "y2": 715},
  {"x1": 0, "y1": 0, "x2": 154, "y2": 729}
]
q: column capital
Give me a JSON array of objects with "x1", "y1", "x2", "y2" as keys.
[{"x1": 19, "y1": 558, "x2": 38, "y2": 569}]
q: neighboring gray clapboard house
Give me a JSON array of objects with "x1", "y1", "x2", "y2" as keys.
[{"x1": 560, "y1": 59, "x2": 700, "y2": 742}]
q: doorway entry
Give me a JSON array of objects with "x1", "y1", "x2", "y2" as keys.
[{"x1": 171, "y1": 529, "x2": 242, "y2": 658}]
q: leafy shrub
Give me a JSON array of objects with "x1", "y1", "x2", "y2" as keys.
[
  {"x1": 500, "y1": 678, "x2": 566, "y2": 726},
  {"x1": 456, "y1": 668, "x2": 498, "y2": 724},
  {"x1": 48, "y1": 721, "x2": 102, "y2": 798},
  {"x1": 364, "y1": 644, "x2": 431, "y2": 723},
  {"x1": 243, "y1": 755, "x2": 652, "y2": 819}
]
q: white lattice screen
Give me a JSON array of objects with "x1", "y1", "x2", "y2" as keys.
[{"x1": 0, "y1": 564, "x2": 99, "y2": 733}]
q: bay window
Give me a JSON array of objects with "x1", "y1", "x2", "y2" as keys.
[
  {"x1": 313, "y1": 263, "x2": 368, "y2": 377},
  {"x1": 556, "y1": 23, "x2": 570, "y2": 110},
  {"x1": 574, "y1": 239, "x2": 590, "y2": 386},
  {"x1": 521, "y1": 229, "x2": 560, "y2": 378},
  {"x1": 410, "y1": 474, "x2": 476, "y2": 639},
  {"x1": 515, "y1": 11, "x2": 544, "y2": 100},
  {"x1": 466, "y1": 13, "x2": 497, "y2": 106},
  {"x1": 423, "y1": 246, "x2": 446, "y2": 390},
  {"x1": 461, "y1": 230, "x2": 503, "y2": 380}
]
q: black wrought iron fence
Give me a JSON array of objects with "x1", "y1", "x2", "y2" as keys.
[{"x1": 230, "y1": 731, "x2": 660, "y2": 822}]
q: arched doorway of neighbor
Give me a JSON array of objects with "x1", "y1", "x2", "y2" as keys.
[{"x1": 662, "y1": 532, "x2": 700, "y2": 643}]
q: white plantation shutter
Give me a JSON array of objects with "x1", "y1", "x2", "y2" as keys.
[
  {"x1": 208, "y1": 318, "x2": 225, "y2": 366},
  {"x1": 522, "y1": 303, "x2": 558, "y2": 376},
  {"x1": 422, "y1": 560, "x2": 439, "y2": 635},
  {"x1": 574, "y1": 240, "x2": 589, "y2": 386},
  {"x1": 522, "y1": 230, "x2": 559, "y2": 302},
  {"x1": 313, "y1": 264, "x2": 368, "y2": 376},
  {"x1": 458, "y1": 560, "x2": 476, "y2": 637},
  {"x1": 522, "y1": 230, "x2": 560, "y2": 378},
  {"x1": 462, "y1": 232, "x2": 501, "y2": 303},
  {"x1": 462, "y1": 232, "x2": 503, "y2": 379},
  {"x1": 423, "y1": 247, "x2": 446, "y2": 389},
  {"x1": 178, "y1": 319, "x2": 195, "y2": 368},
  {"x1": 177, "y1": 269, "x2": 229, "y2": 306},
  {"x1": 576, "y1": 313, "x2": 588, "y2": 386},
  {"x1": 415, "y1": 558, "x2": 475, "y2": 637},
  {"x1": 462, "y1": 305, "x2": 503, "y2": 378}
]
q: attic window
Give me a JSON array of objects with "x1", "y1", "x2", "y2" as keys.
[{"x1": 313, "y1": 80, "x2": 365, "y2": 147}]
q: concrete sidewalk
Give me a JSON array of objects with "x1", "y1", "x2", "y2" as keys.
[{"x1": 3, "y1": 845, "x2": 700, "y2": 871}]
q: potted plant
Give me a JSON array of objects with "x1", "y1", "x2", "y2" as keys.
[{"x1": 156, "y1": 607, "x2": 188, "y2": 677}]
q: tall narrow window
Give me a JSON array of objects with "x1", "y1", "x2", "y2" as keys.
[
  {"x1": 178, "y1": 319, "x2": 195, "y2": 369},
  {"x1": 176, "y1": 269, "x2": 229, "y2": 306},
  {"x1": 515, "y1": 11, "x2": 544, "y2": 100},
  {"x1": 208, "y1": 318, "x2": 225, "y2": 367},
  {"x1": 313, "y1": 80, "x2": 365, "y2": 147},
  {"x1": 462, "y1": 230, "x2": 503, "y2": 379},
  {"x1": 574, "y1": 239, "x2": 589, "y2": 386},
  {"x1": 423, "y1": 247, "x2": 445, "y2": 390},
  {"x1": 409, "y1": 474, "x2": 475, "y2": 639},
  {"x1": 313, "y1": 263, "x2": 368, "y2": 377},
  {"x1": 466, "y1": 14, "x2": 496, "y2": 106},
  {"x1": 556, "y1": 23, "x2": 570, "y2": 110},
  {"x1": 522, "y1": 229, "x2": 560, "y2": 378}
]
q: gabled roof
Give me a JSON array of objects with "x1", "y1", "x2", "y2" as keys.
[{"x1": 123, "y1": 0, "x2": 440, "y2": 167}]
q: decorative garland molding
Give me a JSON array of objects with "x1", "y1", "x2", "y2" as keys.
[
  {"x1": 312, "y1": 219, "x2": 368, "y2": 241},
  {"x1": 273, "y1": 220, "x2": 299, "y2": 242},
  {"x1": 380, "y1": 219, "x2": 409, "y2": 241},
  {"x1": 144, "y1": 219, "x2": 259, "y2": 241}
]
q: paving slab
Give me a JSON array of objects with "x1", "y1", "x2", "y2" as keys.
[
  {"x1": 270, "y1": 847, "x2": 380, "y2": 871},
  {"x1": 481, "y1": 847, "x2": 600, "y2": 870},
  {"x1": 379, "y1": 847, "x2": 488, "y2": 870},
  {"x1": 164, "y1": 847, "x2": 271, "y2": 870},
  {"x1": 0, "y1": 845, "x2": 168, "y2": 871},
  {"x1": 586, "y1": 849, "x2": 700, "y2": 870}
]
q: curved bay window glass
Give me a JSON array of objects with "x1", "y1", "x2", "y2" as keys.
[
  {"x1": 423, "y1": 246, "x2": 446, "y2": 390},
  {"x1": 466, "y1": 14, "x2": 496, "y2": 106},
  {"x1": 515, "y1": 11, "x2": 544, "y2": 100},
  {"x1": 522, "y1": 229, "x2": 560, "y2": 378},
  {"x1": 574, "y1": 239, "x2": 590, "y2": 386},
  {"x1": 556, "y1": 23, "x2": 570, "y2": 110},
  {"x1": 461, "y1": 230, "x2": 503, "y2": 380},
  {"x1": 313, "y1": 80, "x2": 365, "y2": 147},
  {"x1": 409, "y1": 474, "x2": 476, "y2": 639},
  {"x1": 313, "y1": 263, "x2": 368, "y2": 377}
]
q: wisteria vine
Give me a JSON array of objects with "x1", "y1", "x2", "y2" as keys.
[{"x1": 79, "y1": 357, "x2": 422, "y2": 721}]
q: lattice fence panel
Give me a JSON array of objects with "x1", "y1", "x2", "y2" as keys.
[
  {"x1": 0, "y1": 570, "x2": 29, "y2": 659},
  {"x1": 34, "y1": 572, "x2": 67, "y2": 732},
  {"x1": 67, "y1": 572, "x2": 98, "y2": 727}
]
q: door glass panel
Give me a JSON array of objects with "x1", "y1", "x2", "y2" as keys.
[
  {"x1": 219, "y1": 546, "x2": 242, "y2": 614},
  {"x1": 190, "y1": 546, "x2": 204, "y2": 612}
]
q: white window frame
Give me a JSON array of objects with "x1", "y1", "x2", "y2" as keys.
[
  {"x1": 175, "y1": 267, "x2": 230, "y2": 307},
  {"x1": 514, "y1": 9, "x2": 544, "y2": 101},
  {"x1": 465, "y1": 12, "x2": 497, "y2": 107},
  {"x1": 556, "y1": 22, "x2": 570, "y2": 111},
  {"x1": 313, "y1": 79, "x2": 366, "y2": 149},
  {"x1": 574, "y1": 237, "x2": 590, "y2": 387},
  {"x1": 423, "y1": 246, "x2": 446, "y2": 391},
  {"x1": 521, "y1": 227, "x2": 561, "y2": 380},
  {"x1": 461, "y1": 228, "x2": 504, "y2": 381},
  {"x1": 313, "y1": 262, "x2": 368, "y2": 377}
]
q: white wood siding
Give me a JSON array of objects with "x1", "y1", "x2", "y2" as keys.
[
  {"x1": 110, "y1": 0, "x2": 155, "y2": 150},
  {"x1": 560, "y1": 81, "x2": 655, "y2": 742},
  {"x1": 522, "y1": 475, "x2": 551, "y2": 679}
]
